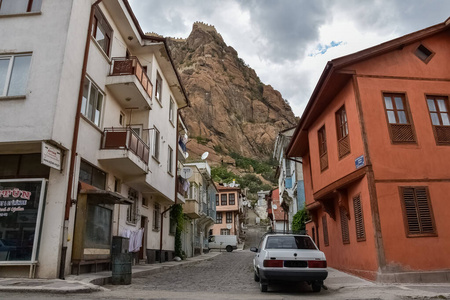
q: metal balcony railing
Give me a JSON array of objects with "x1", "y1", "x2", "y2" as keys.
[
  {"x1": 101, "y1": 127, "x2": 149, "y2": 164},
  {"x1": 110, "y1": 57, "x2": 153, "y2": 99}
]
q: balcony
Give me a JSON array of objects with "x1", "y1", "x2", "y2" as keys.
[
  {"x1": 98, "y1": 127, "x2": 149, "y2": 176},
  {"x1": 105, "y1": 57, "x2": 153, "y2": 110},
  {"x1": 184, "y1": 199, "x2": 200, "y2": 219}
]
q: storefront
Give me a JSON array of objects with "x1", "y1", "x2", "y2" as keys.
[{"x1": 0, "y1": 179, "x2": 47, "y2": 277}]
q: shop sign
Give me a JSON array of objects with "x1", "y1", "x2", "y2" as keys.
[{"x1": 41, "y1": 142, "x2": 61, "y2": 170}]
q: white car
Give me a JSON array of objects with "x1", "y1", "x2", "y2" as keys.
[{"x1": 250, "y1": 233, "x2": 327, "y2": 293}]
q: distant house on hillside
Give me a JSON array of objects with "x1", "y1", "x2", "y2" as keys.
[{"x1": 287, "y1": 18, "x2": 450, "y2": 283}]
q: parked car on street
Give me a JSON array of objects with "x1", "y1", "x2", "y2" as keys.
[
  {"x1": 250, "y1": 232, "x2": 327, "y2": 292},
  {"x1": 208, "y1": 235, "x2": 238, "y2": 252}
]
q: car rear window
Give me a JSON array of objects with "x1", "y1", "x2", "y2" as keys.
[{"x1": 265, "y1": 236, "x2": 317, "y2": 250}]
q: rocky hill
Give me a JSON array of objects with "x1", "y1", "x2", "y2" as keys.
[{"x1": 165, "y1": 22, "x2": 297, "y2": 166}]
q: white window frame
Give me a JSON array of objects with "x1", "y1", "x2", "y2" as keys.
[
  {"x1": 0, "y1": 54, "x2": 32, "y2": 97},
  {"x1": 169, "y1": 97, "x2": 175, "y2": 124},
  {"x1": 81, "y1": 77, "x2": 104, "y2": 127},
  {"x1": 152, "y1": 127, "x2": 160, "y2": 161},
  {"x1": 167, "y1": 146, "x2": 173, "y2": 175}
]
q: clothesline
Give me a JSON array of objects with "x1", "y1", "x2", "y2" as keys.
[{"x1": 119, "y1": 228, "x2": 144, "y2": 252}]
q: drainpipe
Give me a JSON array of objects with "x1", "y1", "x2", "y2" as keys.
[{"x1": 60, "y1": 0, "x2": 103, "y2": 280}]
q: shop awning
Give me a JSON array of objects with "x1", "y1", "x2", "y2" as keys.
[{"x1": 79, "y1": 182, "x2": 130, "y2": 205}]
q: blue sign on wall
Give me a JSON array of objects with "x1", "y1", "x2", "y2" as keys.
[
  {"x1": 355, "y1": 155, "x2": 365, "y2": 169},
  {"x1": 285, "y1": 177, "x2": 292, "y2": 189}
]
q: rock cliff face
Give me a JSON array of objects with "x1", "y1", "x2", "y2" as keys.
[{"x1": 166, "y1": 22, "x2": 297, "y2": 164}]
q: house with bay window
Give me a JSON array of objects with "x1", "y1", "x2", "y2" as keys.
[
  {"x1": 286, "y1": 18, "x2": 450, "y2": 282},
  {"x1": 212, "y1": 184, "x2": 242, "y2": 241},
  {"x1": 0, "y1": 0, "x2": 188, "y2": 278}
]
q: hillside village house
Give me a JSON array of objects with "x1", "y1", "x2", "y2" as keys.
[
  {"x1": 266, "y1": 188, "x2": 288, "y2": 231},
  {"x1": 182, "y1": 161, "x2": 216, "y2": 256},
  {"x1": 273, "y1": 127, "x2": 305, "y2": 229},
  {"x1": 212, "y1": 184, "x2": 242, "y2": 240},
  {"x1": 0, "y1": 0, "x2": 189, "y2": 278},
  {"x1": 286, "y1": 18, "x2": 450, "y2": 282}
]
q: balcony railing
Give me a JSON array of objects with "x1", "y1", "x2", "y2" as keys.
[
  {"x1": 110, "y1": 57, "x2": 153, "y2": 99},
  {"x1": 101, "y1": 127, "x2": 149, "y2": 164}
]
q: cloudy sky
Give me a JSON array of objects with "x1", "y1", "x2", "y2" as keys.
[{"x1": 129, "y1": 0, "x2": 450, "y2": 117}]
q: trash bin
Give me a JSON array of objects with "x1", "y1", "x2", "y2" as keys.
[{"x1": 111, "y1": 236, "x2": 132, "y2": 285}]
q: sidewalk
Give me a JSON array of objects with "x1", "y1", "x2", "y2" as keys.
[{"x1": 0, "y1": 251, "x2": 222, "y2": 293}]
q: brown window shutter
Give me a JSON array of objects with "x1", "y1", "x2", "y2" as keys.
[
  {"x1": 322, "y1": 215, "x2": 329, "y2": 246},
  {"x1": 353, "y1": 195, "x2": 366, "y2": 241},
  {"x1": 340, "y1": 207, "x2": 350, "y2": 244},
  {"x1": 401, "y1": 187, "x2": 436, "y2": 236}
]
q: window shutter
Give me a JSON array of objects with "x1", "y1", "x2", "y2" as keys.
[
  {"x1": 322, "y1": 216, "x2": 329, "y2": 246},
  {"x1": 353, "y1": 195, "x2": 366, "y2": 241},
  {"x1": 340, "y1": 207, "x2": 350, "y2": 244},
  {"x1": 402, "y1": 187, "x2": 435, "y2": 236}
]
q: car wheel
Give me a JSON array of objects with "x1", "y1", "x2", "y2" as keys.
[
  {"x1": 254, "y1": 271, "x2": 260, "y2": 282},
  {"x1": 311, "y1": 281, "x2": 322, "y2": 292},
  {"x1": 260, "y1": 282, "x2": 268, "y2": 292},
  {"x1": 226, "y1": 245, "x2": 233, "y2": 252}
]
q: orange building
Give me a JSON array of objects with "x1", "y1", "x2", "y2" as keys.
[
  {"x1": 287, "y1": 18, "x2": 450, "y2": 283},
  {"x1": 212, "y1": 185, "x2": 241, "y2": 237},
  {"x1": 267, "y1": 188, "x2": 289, "y2": 231}
]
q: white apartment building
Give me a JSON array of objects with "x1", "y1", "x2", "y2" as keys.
[{"x1": 0, "y1": 0, "x2": 188, "y2": 278}]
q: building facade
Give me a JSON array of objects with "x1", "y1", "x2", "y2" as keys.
[
  {"x1": 0, "y1": 0, "x2": 188, "y2": 278},
  {"x1": 212, "y1": 185, "x2": 241, "y2": 239},
  {"x1": 287, "y1": 19, "x2": 450, "y2": 282}
]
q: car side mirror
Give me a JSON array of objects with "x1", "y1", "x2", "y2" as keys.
[{"x1": 250, "y1": 247, "x2": 258, "y2": 252}]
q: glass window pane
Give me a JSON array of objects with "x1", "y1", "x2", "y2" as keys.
[
  {"x1": 0, "y1": 0, "x2": 28, "y2": 15},
  {"x1": 427, "y1": 99, "x2": 437, "y2": 112},
  {"x1": 394, "y1": 97, "x2": 404, "y2": 110},
  {"x1": 7, "y1": 55, "x2": 31, "y2": 96},
  {"x1": 94, "y1": 93, "x2": 103, "y2": 126},
  {"x1": 0, "y1": 58, "x2": 10, "y2": 95},
  {"x1": 384, "y1": 97, "x2": 393, "y2": 110},
  {"x1": 88, "y1": 84, "x2": 97, "y2": 122},
  {"x1": 81, "y1": 79, "x2": 89, "y2": 116},
  {"x1": 441, "y1": 113, "x2": 450, "y2": 126},
  {"x1": 437, "y1": 99, "x2": 447, "y2": 112},
  {"x1": 430, "y1": 113, "x2": 440, "y2": 125},
  {"x1": 387, "y1": 111, "x2": 397, "y2": 124},
  {"x1": 398, "y1": 111, "x2": 407, "y2": 124}
]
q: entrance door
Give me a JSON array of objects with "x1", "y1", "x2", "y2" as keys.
[{"x1": 139, "y1": 217, "x2": 147, "y2": 261}]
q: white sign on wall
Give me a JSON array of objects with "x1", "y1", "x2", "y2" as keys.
[{"x1": 41, "y1": 142, "x2": 61, "y2": 170}]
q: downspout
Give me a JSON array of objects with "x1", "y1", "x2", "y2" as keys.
[{"x1": 60, "y1": 0, "x2": 103, "y2": 280}]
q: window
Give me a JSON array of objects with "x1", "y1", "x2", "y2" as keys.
[
  {"x1": 216, "y1": 194, "x2": 219, "y2": 206},
  {"x1": 229, "y1": 193, "x2": 235, "y2": 205},
  {"x1": 127, "y1": 188, "x2": 138, "y2": 224},
  {"x1": 220, "y1": 229, "x2": 230, "y2": 235},
  {"x1": 400, "y1": 186, "x2": 436, "y2": 237},
  {"x1": 189, "y1": 184, "x2": 197, "y2": 200},
  {"x1": 0, "y1": 0, "x2": 42, "y2": 15},
  {"x1": 142, "y1": 197, "x2": 148, "y2": 207},
  {"x1": 383, "y1": 93, "x2": 416, "y2": 143},
  {"x1": 81, "y1": 77, "x2": 103, "y2": 127},
  {"x1": 285, "y1": 159, "x2": 291, "y2": 177},
  {"x1": 153, "y1": 203, "x2": 161, "y2": 231},
  {"x1": 0, "y1": 153, "x2": 49, "y2": 179},
  {"x1": 152, "y1": 127, "x2": 160, "y2": 160},
  {"x1": 216, "y1": 212, "x2": 222, "y2": 224},
  {"x1": 318, "y1": 126, "x2": 328, "y2": 171},
  {"x1": 414, "y1": 44, "x2": 434, "y2": 63},
  {"x1": 92, "y1": 6, "x2": 112, "y2": 56},
  {"x1": 353, "y1": 195, "x2": 366, "y2": 241},
  {"x1": 169, "y1": 97, "x2": 175, "y2": 124},
  {"x1": 322, "y1": 215, "x2": 329, "y2": 246},
  {"x1": 426, "y1": 96, "x2": 450, "y2": 144},
  {"x1": 167, "y1": 146, "x2": 173, "y2": 174},
  {"x1": 336, "y1": 106, "x2": 350, "y2": 158},
  {"x1": 221, "y1": 194, "x2": 227, "y2": 205},
  {"x1": 0, "y1": 54, "x2": 31, "y2": 97},
  {"x1": 79, "y1": 160, "x2": 106, "y2": 189},
  {"x1": 226, "y1": 212, "x2": 232, "y2": 223},
  {"x1": 155, "y1": 72, "x2": 162, "y2": 103},
  {"x1": 119, "y1": 111, "x2": 125, "y2": 126},
  {"x1": 340, "y1": 207, "x2": 350, "y2": 244}
]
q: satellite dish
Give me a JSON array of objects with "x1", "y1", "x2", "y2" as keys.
[
  {"x1": 185, "y1": 152, "x2": 189, "y2": 158},
  {"x1": 201, "y1": 151, "x2": 209, "y2": 160},
  {"x1": 226, "y1": 224, "x2": 232, "y2": 229},
  {"x1": 273, "y1": 204, "x2": 278, "y2": 210},
  {"x1": 180, "y1": 167, "x2": 193, "y2": 179}
]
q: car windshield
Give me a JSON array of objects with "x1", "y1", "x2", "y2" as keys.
[{"x1": 265, "y1": 236, "x2": 317, "y2": 250}]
